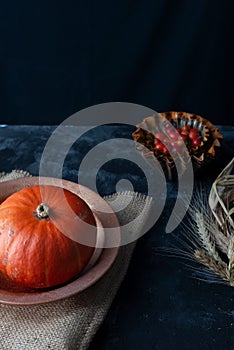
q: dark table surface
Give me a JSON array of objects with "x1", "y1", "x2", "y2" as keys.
[{"x1": 0, "y1": 124, "x2": 233, "y2": 350}]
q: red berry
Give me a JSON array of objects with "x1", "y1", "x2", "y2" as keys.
[
  {"x1": 176, "y1": 128, "x2": 182, "y2": 134},
  {"x1": 189, "y1": 128, "x2": 199, "y2": 140},
  {"x1": 180, "y1": 133, "x2": 189, "y2": 140},
  {"x1": 155, "y1": 141, "x2": 164, "y2": 151},
  {"x1": 192, "y1": 138, "x2": 202, "y2": 147},
  {"x1": 181, "y1": 130, "x2": 189, "y2": 137},
  {"x1": 181, "y1": 125, "x2": 190, "y2": 132}
]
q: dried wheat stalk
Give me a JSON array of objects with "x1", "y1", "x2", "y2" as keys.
[
  {"x1": 184, "y1": 158, "x2": 234, "y2": 286},
  {"x1": 194, "y1": 249, "x2": 229, "y2": 283}
]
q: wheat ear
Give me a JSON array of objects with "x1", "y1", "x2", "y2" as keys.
[
  {"x1": 195, "y1": 212, "x2": 222, "y2": 263},
  {"x1": 194, "y1": 249, "x2": 229, "y2": 283}
]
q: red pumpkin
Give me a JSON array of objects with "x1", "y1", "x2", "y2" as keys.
[{"x1": 0, "y1": 185, "x2": 97, "y2": 289}]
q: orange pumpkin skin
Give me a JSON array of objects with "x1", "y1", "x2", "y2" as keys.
[{"x1": 0, "y1": 185, "x2": 97, "y2": 289}]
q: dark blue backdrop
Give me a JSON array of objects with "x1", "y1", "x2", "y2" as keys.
[{"x1": 0, "y1": 1, "x2": 233, "y2": 125}]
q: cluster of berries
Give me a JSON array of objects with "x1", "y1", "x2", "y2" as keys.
[{"x1": 154, "y1": 123, "x2": 203, "y2": 155}]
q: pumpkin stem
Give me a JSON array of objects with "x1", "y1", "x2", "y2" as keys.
[{"x1": 36, "y1": 203, "x2": 50, "y2": 219}]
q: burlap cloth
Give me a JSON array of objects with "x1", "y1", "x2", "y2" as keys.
[{"x1": 0, "y1": 170, "x2": 153, "y2": 350}]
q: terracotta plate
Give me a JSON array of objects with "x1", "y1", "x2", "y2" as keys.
[{"x1": 0, "y1": 177, "x2": 121, "y2": 305}]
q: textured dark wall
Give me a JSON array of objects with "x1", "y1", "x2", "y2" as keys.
[{"x1": 0, "y1": 1, "x2": 233, "y2": 125}]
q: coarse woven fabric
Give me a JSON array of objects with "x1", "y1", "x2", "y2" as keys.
[{"x1": 0, "y1": 171, "x2": 153, "y2": 350}]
